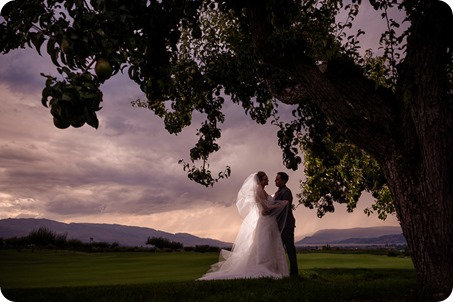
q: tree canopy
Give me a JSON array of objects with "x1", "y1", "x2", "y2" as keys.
[
  {"x1": 1, "y1": 0, "x2": 414, "y2": 217},
  {"x1": 1, "y1": 1, "x2": 452, "y2": 298}
]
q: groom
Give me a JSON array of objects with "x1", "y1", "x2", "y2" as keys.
[{"x1": 274, "y1": 172, "x2": 299, "y2": 277}]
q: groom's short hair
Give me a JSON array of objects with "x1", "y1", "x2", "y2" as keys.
[{"x1": 277, "y1": 172, "x2": 289, "y2": 183}]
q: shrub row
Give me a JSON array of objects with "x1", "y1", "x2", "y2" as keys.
[{"x1": 0, "y1": 227, "x2": 222, "y2": 253}]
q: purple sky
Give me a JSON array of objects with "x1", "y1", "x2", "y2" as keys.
[{"x1": 0, "y1": 2, "x2": 411, "y2": 242}]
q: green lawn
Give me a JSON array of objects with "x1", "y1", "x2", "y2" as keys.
[
  {"x1": 0, "y1": 250, "x2": 215, "y2": 288},
  {"x1": 300, "y1": 252, "x2": 414, "y2": 270},
  {"x1": 0, "y1": 250, "x2": 419, "y2": 301}
]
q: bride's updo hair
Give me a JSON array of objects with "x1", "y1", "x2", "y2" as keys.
[{"x1": 256, "y1": 171, "x2": 267, "y2": 182}]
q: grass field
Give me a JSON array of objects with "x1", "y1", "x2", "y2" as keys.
[
  {"x1": 0, "y1": 250, "x2": 419, "y2": 301},
  {"x1": 0, "y1": 250, "x2": 215, "y2": 288}
]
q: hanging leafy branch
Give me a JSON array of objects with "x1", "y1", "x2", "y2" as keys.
[{"x1": 0, "y1": 0, "x2": 410, "y2": 204}]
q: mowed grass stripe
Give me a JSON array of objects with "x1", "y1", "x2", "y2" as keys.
[
  {"x1": 300, "y1": 252, "x2": 414, "y2": 270},
  {"x1": 0, "y1": 250, "x2": 414, "y2": 288},
  {"x1": 0, "y1": 250, "x2": 216, "y2": 288}
]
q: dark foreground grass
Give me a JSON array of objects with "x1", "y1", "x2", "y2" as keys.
[
  {"x1": 3, "y1": 269, "x2": 419, "y2": 302},
  {"x1": 1, "y1": 250, "x2": 419, "y2": 301}
]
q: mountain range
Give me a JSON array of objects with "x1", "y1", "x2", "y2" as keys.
[
  {"x1": 0, "y1": 218, "x2": 406, "y2": 248},
  {"x1": 0, "y1": 218, "x2": 231, "y2": 248},
  {"x1": 296, "y1": 226, "x2": 406, "y2": 246}
]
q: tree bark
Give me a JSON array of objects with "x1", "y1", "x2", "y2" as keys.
[
  {"x1": 388, "y1": 2, "x2": 453, "y2": 299},
  {"x1": 245, "y1": 0, "x2": 453, "y2": 299}
]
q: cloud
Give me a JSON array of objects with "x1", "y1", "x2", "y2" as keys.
[
  {"x1": 0, "y1": 10, "x2": 402, "y2": 242},
  {"x1": 0, "y1": 60, "x2": 253, "y2": 220}
]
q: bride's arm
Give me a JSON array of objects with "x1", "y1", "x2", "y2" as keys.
[
  {"x1": 260, "y1": 193, "x2": 288, "y2": 212},
  {"x1": 267, "y1": 200, "x2": 288, "y2": 209},
  {"x1": 261, "y1": 199, "x2": 289, "y2": 216}
]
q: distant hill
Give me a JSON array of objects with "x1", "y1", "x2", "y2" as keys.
[
  {"x1": 296, "y1": 226, "x2": 405, "y2": 246},
  {"x1": 337, "y1": 233, "x2": 406, "y2": 245},
  {"x1": 1, "y1": 219, "x2": 405, "y2": 248},
  {"x1": 0, "y1": 218, "x2": 232, "y2": 248}
]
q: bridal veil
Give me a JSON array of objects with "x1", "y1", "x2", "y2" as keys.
[{"x1": 198, "y1": 172, "x2": 289, "y2": 280}]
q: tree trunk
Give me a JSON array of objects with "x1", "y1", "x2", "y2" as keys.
[
  {"x1": 383, "y1": 148, "x2": 453, "y2": 301},
  {"x1": 389, "y1": 2, "x2": 453, "y2": 299},
  {"x1": 245, "y1": 0, "x2": 453, "y2": 300}
]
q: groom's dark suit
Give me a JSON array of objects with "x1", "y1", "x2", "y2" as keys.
[{"x1": 275, "y1": 185, "x2": 299, "y2": 276}]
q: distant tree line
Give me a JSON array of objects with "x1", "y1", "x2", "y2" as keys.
[
  {"x1": 145, "y1": 236, "x2": 221, "y2": 253},
  {"x1": 0, "y1": 227, "x2": 123, "y2": 252},
  {"x1": 146, "y1": 236, "x2": 184, "y2": 250},
  {"x1": 0, "y1": 227, "x2": 222, "y2": 253}
]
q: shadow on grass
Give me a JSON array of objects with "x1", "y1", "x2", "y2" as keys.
[{"x1": 3, "y1": 268, "x2": 420, "y2": 302}]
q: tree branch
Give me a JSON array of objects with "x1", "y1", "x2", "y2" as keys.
[
  {"x1": 293, "y1": 59, "x2": 398, "y2": 162},
  {"x1": 244, "y1": 0, "x2": 399, "y2": 163}
]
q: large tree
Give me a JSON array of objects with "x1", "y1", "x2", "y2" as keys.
[{"x1": 1, "y1": 0, "x2": 452, "y2": 299}]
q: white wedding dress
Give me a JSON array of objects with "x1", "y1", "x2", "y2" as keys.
[{"x1": 198, "y1": 173, "x2": 289, "y2": 280}]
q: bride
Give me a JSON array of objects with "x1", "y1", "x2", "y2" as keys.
[{"x1": 198, "y1": 171, "x2": 289, "y2": 280}]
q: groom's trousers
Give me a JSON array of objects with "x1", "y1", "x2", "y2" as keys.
[{"x1": 282, "y1": 227, "x2": 299, "y2": 276}]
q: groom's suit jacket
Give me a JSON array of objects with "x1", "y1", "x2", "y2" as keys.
[{"x1": 275, "y1": 185, "x2": 296, "y2": 230}]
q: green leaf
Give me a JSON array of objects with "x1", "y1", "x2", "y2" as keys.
[
  {"x1": 41, "y1": 87, "x2": 53, "y2": 107},
  {"x1": 31, "y1": 32, "x2": 45, "y2": 56},
  {"x1": 46, "y1": 37, "x2": 61, "y2": 67},
  {"x1": 86, "y1": 110, "x2": 99, "y2": 129}
]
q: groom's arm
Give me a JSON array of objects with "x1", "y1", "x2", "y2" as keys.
[
  {"x1": 281, "y1": 189, "x2": 293, "y2": 205},
  {"x1": 261, "y1": 199, "x2": 288, "y2": 215}
]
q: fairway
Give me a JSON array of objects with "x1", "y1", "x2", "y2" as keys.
[
  {"x1": 0, "y1": 250, "x2": 413, "y2": 288},
  {"x1": 0, "y1": 250, "x2": 216, "y2": 288},
  {"x1": 0, "y1": 250, "x2": 419, "y2": 301},
  {"x1": 301, "y1": 252, "x2": 413, "y2": 270}
]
